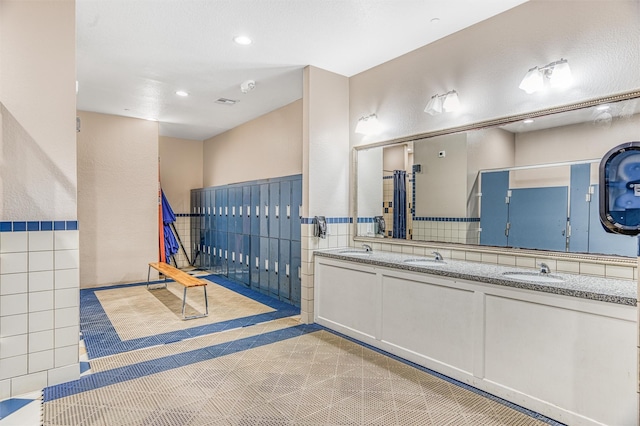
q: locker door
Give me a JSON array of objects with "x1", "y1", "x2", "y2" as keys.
[
  {"x1": 214, "y1": 230, "x2": 224, "y2": 272},
  {"x1": 268, "y1": 238, "x2": 279, "y2": 296},
  {"x1": 228, "y1": 187, "x2": 237, "y2": 234},
  {"x1": 291, "y1": 179, "x2": 302, "y2": 241},
  {"x1": 290, "y1": 240, "x2": 301, "y2": 306},
  {"x1": 251, "y1": 185, "x2": 260, "y2": 236},
  {"x1": 190, "y1": 190, "x2": 197, "y2": 264},
  {"x1": 220, "y1": 232, "x2": 228, "y2": 276},
  {"x1": 220, "y1": 188, "x2": 228, "y2": 233},
  {"x1": 269, "y1": 182, "x2": 280, "y2": 238},
  {"x1": 208, "y1": 229, "x2": 215, "y2": 272},
  {"x1": 242, "y1": 186, "x2": 251, "y2": 235},
  {"x1": 278, "y1": 240, "x2": 290, "y2": 301},
  {"x1": 259, "y1": 237, "x2": 269, "y2": 293},
  {"x1": 241, "y1": 234, "x2": 250, "y2": 285},
  {"x1": 279, "y1": 181, "x2": 291, "y2": 240},
  {"x1": 227, "y1": 233, "x2": 235, "y2": 279},
  {"x1": 250, "y1": 235, "x2": 260, "y2": 290},
  {"x1": 209, "y1": 188, "x2": 217, "y2": 233},
  {"x1": 259, "y1": 184, "x2": 269, "y2": 237}
]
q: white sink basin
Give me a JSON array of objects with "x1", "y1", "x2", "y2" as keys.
[
  {"x1": 404, "y1": 258, "x2": 447, "y2": 266},
  {"x1": 338, "y1": 250, "x2": 371, "y2": 256},
  {"x1": 502, "y1": 271, "x2": 564, "y2": 284}
]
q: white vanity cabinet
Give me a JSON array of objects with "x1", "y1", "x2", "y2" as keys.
[{"x1": 314, "y1": 256, "x2": 637, "y2": 426}]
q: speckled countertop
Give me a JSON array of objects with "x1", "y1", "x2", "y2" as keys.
[{"x1": 315, "y1": 249, "x2": 637, "y2": 306}]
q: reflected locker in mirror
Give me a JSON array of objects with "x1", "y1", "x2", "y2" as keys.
[
  {"x1": 314, "y1": 216, "x2": 327, "y2": 239},
  {"x1": 599, "y1": 141, "x2": 640, "y2": 235},
  {"x1": 374, "y1": 216, "x2": 386, "y2": 235}
]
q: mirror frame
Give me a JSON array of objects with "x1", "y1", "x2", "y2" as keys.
[{"x1": 352, "y1": 90, "x2": 640, "y2": 262}]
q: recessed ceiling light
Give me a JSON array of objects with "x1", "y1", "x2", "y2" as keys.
[
  {"x1": 596, "y1": 104, "x2": 610, "y2": 111},
  {"x1": 523, "y1": 119, "x2": 534, "y2": 124},
  {"x1": 175, "y1": 90, "x2": 189, "y2": 97},
  {"x1": 430, "y1": 18, "x2": 440, "y2": 24},
  {"x1": 233, "y1": 35, "x2": 252, "y2": 45}
]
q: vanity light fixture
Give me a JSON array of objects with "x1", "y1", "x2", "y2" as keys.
[
  {"x1": 596, "y1": 104, "x2": 610, "y2": 111},
  {"x1": 424, "y1": 90, "x2": 460, "y2": 115},
  {"x1": 175, "y1": 90, "x2": 189, "y2": 97},
  {"x1": 355, "y1": 114, "x2": 382, "y2": 135},
  {"x1": 233, "y1": 35, "x2": 252, "y2": 45},
  {"x1": 523, "y1": 118, "x2": 534, "y2": 124},
  {"x1": 519, "y1": 58, "x2": 572, "y2": 94}
]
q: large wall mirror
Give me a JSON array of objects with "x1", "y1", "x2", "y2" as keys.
[{"x1": 355, "y1": 94, "x2": 640, "y2": 257}]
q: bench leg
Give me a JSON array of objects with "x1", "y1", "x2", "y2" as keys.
[
  {"x1": 181, "y1": 285, "x2": 209, "y2": 321},
  {"x1": 147, "y1": 266, "x2": 169, "y2": 290}
]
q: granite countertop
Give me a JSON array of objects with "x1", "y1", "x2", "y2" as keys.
[{"x1": 315, "y1": 249, "x2": 637, "y2": 306}]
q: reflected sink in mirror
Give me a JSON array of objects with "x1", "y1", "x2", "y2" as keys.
[
  {"x1": 338, "y1": 250, "x2": 371, "y2": 256},
  {"x1": 502, "y1": 271, "x2": 565, "y2": 284},
  {"x1": 404, "y1": 258, "x2": 447, "y2": 266}
]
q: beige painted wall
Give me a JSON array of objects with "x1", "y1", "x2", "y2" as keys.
[
  {"x1": 303, "y1": 67, "x2": 350, "y2": 217},
  {"x1": 159, "y1": 136, "x2": 203, "y2": 213},
  {"x1": 202, "y1": 100, "x2": 302, "y2": 187},
  {"x1": 77, "y1": 111, "x2": 158, "y2": 287},
  {"x1": 0, "y1": 0, "x2": 77, "y2": 220},
  {"x1": 383, "y1": 145, "x2": 406, "y2": 172},
  {"x1": 350, "y1": 0, "x2": 640, "y2": 148}
]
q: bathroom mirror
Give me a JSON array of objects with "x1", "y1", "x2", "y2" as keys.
[{"x1": 355, "y1": 94, "x2": 640, "y2": 257}]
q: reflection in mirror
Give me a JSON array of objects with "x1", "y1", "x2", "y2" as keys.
[{"x1": 355, "y1": 96, "x2": 640, "y2": 257}]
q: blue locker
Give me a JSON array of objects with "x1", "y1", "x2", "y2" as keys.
[
  {"x1": 269, "y1": 183, "x2": 280, "y2": 238},
  {"x1": 251, "y1": 185, "x2": 260, "y2": 236},
  {"x1": 290, "y1": 240, "x2": 301, "y2": 306},
  {"x1": 278, "y1": 240, "x2": 290, "y2": 300},
  {"x1": 279, "y1": 181, "x2": 291, "y2": 240},
  {"x1": 227, "y1": 233, "x2": 235, "y2": 279},
  {"x1": 240, "y1": 234, "x2": 250, "y2": 285},
  {"x1": 588, "y1": 185, "x2": 637, "y2": 256},
  {"x1": 259, "y1": 237, "x2": 270, "y2": 294},
  {"x1": 250, "y1": 235, "x2": 260, "y2": 290},
  {"x1": 235, "y1": 187, "x2": 244, "y2": 234},
  {"x1": 569, "y1": 164, "x2": 590, "y2": 253},
  {"x1": 228, "y1": 187, "x2": 237, "y2": 234},
  {"x1": 268, "y1": 238, "x2": 279, "y2": 295},
  {"x1": 221, "y1": 188, "x2": 229, "y2": 233},
  {"x1": 260, "y1": 184, "x2": 269, "y2": 237},
  {"x1": 291, "y1": 179, "x2": 302, "y2": 241},
  {"x1": 209, "y1": 188, "x2": 216, "y2": 233},
  {"x1": 208, "y1": 230, "x2": 215, "y2": 271},
  {"x1": 479, "y1": 171, "x2": 509, "y2": 247},
  {"x1": 242, "y1": 186, "x2": 251, "y2": 235},
  {"x1": 219, "y1": 231, "x2": 228, "y2": 276}
]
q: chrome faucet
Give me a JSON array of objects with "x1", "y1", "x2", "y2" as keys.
[
  {"x1": 539, "y1": 262, "x2": 550, "y2": 274},
  {"x1": 362, "y1": 244, "x2": 373, "y2": 252},
  {"x1": 432, "y1": 251, "x2": 443, "y2": 261}
]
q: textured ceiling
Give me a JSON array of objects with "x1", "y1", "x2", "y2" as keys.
[{"x1": 76, "y1": 0, "x2": 528, "y2": 141}]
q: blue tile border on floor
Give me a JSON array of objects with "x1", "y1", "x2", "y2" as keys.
[
  {"x1": 43, "y1": 323, "x2": 320, "y2": 402},
  {"x1": 80, "y1": 274, "x2": 300, "y2": 359},
  {"x1": 317, "y1": 325, "x2": 566, "y2": 426},
  {"x1": 0, "y1": 398, "x2": 35, "y2": 419}
]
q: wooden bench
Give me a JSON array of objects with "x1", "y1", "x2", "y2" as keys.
[{"x1": 147, "y1": 262, "x2": 209, "y2": 320}]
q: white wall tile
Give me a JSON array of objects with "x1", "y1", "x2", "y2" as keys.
[
  {"x1": 54, "y1": 326, "x2": 79, "y2": 348},
  {"x1": 54, "y1": 345, "x2": 77, "y2": 367},
  {"x1": 47, "y1": 363, "x2": 79, "y2": 387},
  {"x1": 556, "y1": 260, "x2": 580, "y2": 274},
  {"x1": 29, "y1": 270, "x2": 54, "y2": 292},
  {"x1": 0, "y1": 273, "x2": 27, "y2": 295},
  {"x1": 0, "y1": 294, "x2": 27, "y2": 317},
  {"x1": 580, "y1": 262, "x2": 606, "y2": 277},
  {"x1": 54, "y1": 288, "x2": 78, "y2": 309},
  {"x1": 29, "y1": 291, "x2": 54, "y2": 312},
  {"x1": 54, "y1": 250, "x2": 79, "y2": 270},
  {"x1": 11, "y1": 371, "x2": 47, "y2": 394},
  {"x1": 0, "y1": 379, "x2": 9, "y2": 400},
  {"x1": 54, "y1": 231, "x2": 79, "y2": 250},
  {"x1": 28, "y1": 349, "x2": 54, "y2": 373},
  {"x1": 0, "y1": 334, "x2": 27, "y2": 358},
  {"x1": 28, "y1": 251, "x2": 54, "y2": 272},
  {"x1": 29, "y1": 330, "x2": 54, "y2": 353},
  {"x1": 29, "y1": 310, "x2": 54, "y2": 333},
  {"x1": 0, "y1": 253, "x2": 28, "y2": 274},
  {"x1": 54, "y1": 307, "x2": 78, "y2": 328},
  {"x1": 28, "y1": 231, "x2": 53, "y2": 252},
  {"x1": 0, "y1": 233, "x2": 27, "y2": 253},
  {"x1": 605, "y1": 264, "x2": 634, "y2": 280},
  {"x1": 0, "y1": 355, "x2": 27, "y2": 380},
  {"x1": 54, "y1": 268, "x2": 79, "y2": 289},
  {"x1": 0, "y1": 314, "x2": 27, "y2": 337}
]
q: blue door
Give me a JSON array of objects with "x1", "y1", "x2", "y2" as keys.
[
  {"x1": 479, "y1": 171, "x2": 509, "y2": 247},
  {"x1": 228, "y1": 187, "x2": 237, "y2": 234},
  {"x1": 509, "y1": 187, "x2": 568, "y2": 252},
  {"x1": 278, "y1": 240, "x2": 290, "y2": 301},
  {"x1": 269, "y1": 183, "x2": 280, "y2": 238},
  {"x1": 260, "y1": 184, "x2": 269, "y2": 237},
  {"x1": 588, "y1": 185, "x2": 637, "y2": 256},
  {"x1": 279, "y1": 181, "x2": 291, "y2": 240},
  {"x1": 269, "y1": 238, "x2": 279, "y2": 296},
  {"x1": 291, "y1": 179, "x2": 302, "y2": 241},
  {"x1": 250, "y1": 235, "x2": 261, "y2": 290},
  {"x1": 290, "y1": 240, "x2": 301, "y2": 306},
  {"x1": 242, "y1": 186, "x2": 251, "y2": 235},
  {"x1": 251, "y1": 185, "x2": 260, "y2": 236},
  {"x1": 259, "y1": 237, "x2": 270, "y2": 294},
  {"x1": 240, "y1": 234, "x2": 250, "y2": 285}
]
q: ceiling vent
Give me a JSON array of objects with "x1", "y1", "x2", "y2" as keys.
[{"x1": 215, "y1": 98, "x2": 238, "y2": 106}]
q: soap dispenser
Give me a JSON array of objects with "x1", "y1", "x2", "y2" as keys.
[{"x1": 314, "y1": 216, "x2": 327, "y2": 239}]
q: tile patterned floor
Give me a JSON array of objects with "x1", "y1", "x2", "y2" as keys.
[{"x1": 3, "y1": 273, "x2": 565, "y2": 425}]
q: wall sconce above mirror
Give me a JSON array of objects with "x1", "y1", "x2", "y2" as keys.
[
  {"x1": 424, "y1": 90, "x2": 460, "y2": 115},
  {"x1": 355, "y1": 113, "x2": 382, "y2": 135},
  {"x1": 519, "y1": 58, "x2": 572, "y2": 94}
]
